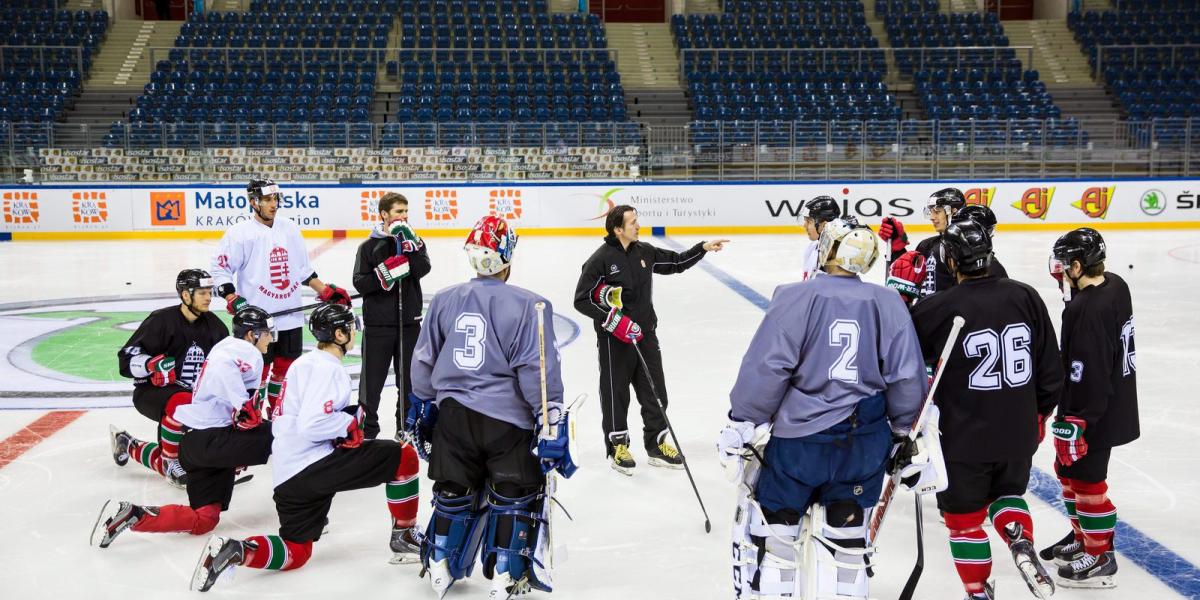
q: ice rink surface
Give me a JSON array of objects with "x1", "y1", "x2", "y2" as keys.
[{"x1": 1, "y1": 227, "x2": 1198, "y2": 599}]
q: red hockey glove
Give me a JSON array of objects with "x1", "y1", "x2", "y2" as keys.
[
  {"x1": 318, "y1": 283, "x2": 352, "y2": 306},
  {"x1": 1037, "y1": 413, "x2": 1048, "y2": 445},
  {"x1": 234, "y1": 397, "x2": 263, "y2": 431},
  {"x1": 375, "y1": 255, "x2": 410, "y2": 290},
  {"x1": 225, "y1": 294, "x2": 248, "y2": 316},
  {"x1": 886, "y1": 251, "x2": 926, "y2": 301},
  {"x1": 1052, "y1": 416, "x2": 1088, "y2": 466},
  {"x1": 602, "y1": 307, "x2": 643, "y2": 344},
  {"x1": 878, "y1": 217, "x2": 909, "y2": 254},
  {"x1": 336, "y1": 405, "x2": 365, "y2": 448},
  {"x1": 147, "y1": 354, "x2": 177, "y2": 387},
  {"x1": 591, "y1": 283, "x2": 623, "y2": 310}
]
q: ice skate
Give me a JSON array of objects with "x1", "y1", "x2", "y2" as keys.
[
  {"x1": 427, "y1": 558, "x2": 454, "y2": 599},
  {"x1": 965, "y1": 581, "x2": 996, "y2": 600},
  {"x1": 608, "y1": 433, "x2": 635, "y2": 476},
  {"x1": 1057, "y1": 551, "x2": 1117, "y2": 589},
  {"x1": 1039, "y1": 530, "x2": 1076, "y2": 562},
  {"x1": 109, "y1": 425, "x2": 131, "y2": 467},
  {"x1": 1004, "y1": 523, "x2": 1055, "y2": 599},
  {"x1": 489, "y1": 572, "x2": 531, "y2": 600},
  {"x1": 164, "y1": 456, "x2": 188, "y2": 489},
  {"x1": 1051, "y1": 537, "x2": 1084, "y2": 567},
  {"x1": 647, "y1": 439, "x2": 684, "y2": 470},
  {"x1": 90, "y1": 500, "x2": 148, "y2": 548},
  {"x1": 190, "y1": 535, "x2": 246, "y2": 592},
  {"x1": 388, "y1": 525, "x2": 421, "y2": 565}
]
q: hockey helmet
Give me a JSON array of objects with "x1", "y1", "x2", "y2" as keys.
[
  {"x1": 233, "y1": 305, "x2": 276, "y2": 340},
  {"x1": 924, "y1": 187, "x2": 966, "y2": 218},
  {"x1": 798, "y1": 195, "x2": 841, "y2": 225},
  {"x1": 952, "y1": 204, "x2": 998, "y2": 238},
  {"x1": 818, "y1": 216, "x2": 880, "y2": 275},
  {"x1": 176, "y1": 268, "x2": 214, "y2": 294},
  {"x1": 309, "y1": 303, "x2": 359, "y2": 344},
  {"x1": 1052, "y1": 227, "x2": 1106, "y2": 269},
  {"x1": 940, "y1": 220, "x2": 993, "y2": 276},
  {"x1": 464, "y1": 215, "x2": 518, "y2": 276},
  {"x1": 247, "y1": 177, "x2": 281, "y2": 203}
]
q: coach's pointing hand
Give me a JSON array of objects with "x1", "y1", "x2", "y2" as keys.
[{"x1": 703, "y1": 239, "x2": 730, "y2": 252}]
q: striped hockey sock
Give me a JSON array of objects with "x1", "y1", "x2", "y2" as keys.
[
  {"x1": 946, "y1": 509, "x2": 992, "y2": 594},
  {"x1": 128, "y1": 439, "x2": 165, "y2": 475},
  {"x1": 242, "y1": 535, "x2": 312, "y2": 571},
  {"x1": 1060, "y1": 477, "x2": 1082, "y2": 536},
  {"x1": 265, "y1": 378, "x2": 284, "y2": 417},
  {"x1": 1072, "y1": 480, "x2": 1116, "y2": 555},
  {"x1": 988, "y1": 495, "x2": 1034, "y2": 543},
  {"x1": 158, "y1": 415, "x2": 184, "y2": 460},
  {"x1": 387, "y1": 443, "x2": 420, "y2": 528}
]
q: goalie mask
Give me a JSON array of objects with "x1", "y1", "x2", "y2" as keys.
[
  {"x1": 464, "y1": 215, "x2": 518, "y2": 276},
  {"x1": 817, "y1": 217, "x2": 880, "y2": 275}
]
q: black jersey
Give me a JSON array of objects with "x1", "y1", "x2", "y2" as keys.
[
  {"x1": 118, "y1": 306, "x2": 229, "y2": 389},
  {"x1": 1059, "y1": 273, "x2": 1139, "y2": 448},
  {"x1": 351, "y1": 232, "x2": 431, "y2": 327},
  {"x1": 912, "y1": 235, "x2": 1008, "y2": 301},
  {"x1": 910, "y1": 276, "x2": 1063, "y2": 462},
  {"x1": 573, "y1": 235, "x2": 706, "y2": 336}
]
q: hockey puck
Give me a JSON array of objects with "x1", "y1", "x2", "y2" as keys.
[
  {"x1": 125, "y1": 282, "x2": 131, "y2": 285},
  {"x1": 1129, "y1": 264, "x2": 1134, "y2": 269}
]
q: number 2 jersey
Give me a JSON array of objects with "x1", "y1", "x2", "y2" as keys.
[
  {"x1": 411, "y1": 276, "x2": 564, "y2": 432},
  {"x1": 118, "y1": 306, "x2": 229, "y2": 390},
  {"x1": 211, "y1": 217, "x2": 315, "y2": 332},
  {"x1": 173, "y1": 336, "x2": 265, "y2": 430},
  {"x1": 728, "y1": 273, "x2": 928, "y2": 439},
  {"x1": 910, "y1": 276, "x2": 1063, "y2": 462},
  {"x1": 1058, "y1": 272, "x2": 1139, "y2": 448}
]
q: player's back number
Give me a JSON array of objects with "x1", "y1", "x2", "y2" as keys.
[{"x1": 962, "y1": 324, "x2": 1032, "y2": 391}]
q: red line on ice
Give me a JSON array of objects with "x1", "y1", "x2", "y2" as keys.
[
  {"x1": 309, "y1": 236, "x2": 343, "y2": 260},
  {"x1": 0, "y1": 410, "x2": 86, "y2": 470}
]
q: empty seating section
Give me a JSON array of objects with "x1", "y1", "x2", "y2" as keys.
[
  {"x1": 385, "y1": 1, "x2": 625, "y2": 125},
  {"x1": 676, "y1": 1, "x2": 900, "y2": 132},
  {"x1": 0, "y1": 0, "x2": 108, "y2": 130}
]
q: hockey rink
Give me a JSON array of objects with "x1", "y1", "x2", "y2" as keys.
[{"x1": 1, "y1": 228, "x2": 1198, "y2": 599}]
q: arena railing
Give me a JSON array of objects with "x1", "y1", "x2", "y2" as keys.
[
  {"x1": 1093, "y1": 44, "x2": 1200, "y2": 77},
  {"x1": 0, "y1": 45, "x2": 86, "y2": 79},
  {"x1": 1, "y1": 119, "x2": 1196, "y2": 182}
]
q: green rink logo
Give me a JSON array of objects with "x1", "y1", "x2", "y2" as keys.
[{"x1": 1139, "y1": 189, "x2": 1167, "y2": 216}]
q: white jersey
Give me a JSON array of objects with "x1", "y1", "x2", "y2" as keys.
[
  {"x1": 801, "y1": 239, "x2": 821, "y2": 281},
  {"x1": 270, "y1": 349, "x2": 354, "y2": 486},
  {"x1": 174, "y1": 336, "x2": 264, "y2": 430},
  {"x1": 211, "y1": 217, "x2": 314, "y2": 332}
]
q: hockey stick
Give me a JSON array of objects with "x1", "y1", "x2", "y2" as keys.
[
  {"x1": 534, "y1": 301, "x2": 558, "y2": 574},
  {"x1": 395, "y1": 237, "x2": 408, "y2": 441},
  {"x1": 631, "y1": 339, "x2": 712, "y2": 533},
  {"x1": 899, "y1": 494, "x2": 925, "y2": 600},
  {"x1": 269, "y1": 292, "x2": 364, "y2": 318},
  {"x1": 868, "y1": 315, "x2": 965, "y2": 544}
]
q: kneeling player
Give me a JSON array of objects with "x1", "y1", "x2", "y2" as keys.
[
  {"x1": 190, "y1": 303, "x2": 422, "y2": 592},
  {"x1": 110, "y1": 269, "x2": 229, "y2": 488},
  {"x1": 408, "y1": 216, "x2": 575, "y2": 599},
  {"x1": 1040, "y1": 228, "x2": 1137, "y2": 588},
  {"x1": 93, "y1": 306, "x2": 276, "y2": 547},
  {"x1": 910, "y1": 221, "x2": 1063, "y2": 600},
  {"x1": 720, "y1": 218, "x2": 928, "y2": 599}
]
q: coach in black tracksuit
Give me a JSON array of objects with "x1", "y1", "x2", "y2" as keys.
[
  {"x1": 573, "y1": 204, "x2": 728, "y2": 473},
  {"x1": 352, "y1": 193, "x2": 431, "y2": 440}
]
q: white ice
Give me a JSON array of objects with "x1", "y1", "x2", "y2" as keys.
[{"x1": 1, "y1": 227, "x2": 1198, "y2": 599}]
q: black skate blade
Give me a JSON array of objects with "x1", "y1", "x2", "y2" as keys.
[{"x1": 233, "y1": 473, "x2": 253, "y2": 485}]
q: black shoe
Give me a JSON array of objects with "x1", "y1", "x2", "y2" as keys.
[{"x1": 1058, "y1": 550, "x2": 1118, "y2": 589}]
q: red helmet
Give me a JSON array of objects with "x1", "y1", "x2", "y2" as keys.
[{"x1": 464, "y1": 215, "x2": 518, "y2": 275}]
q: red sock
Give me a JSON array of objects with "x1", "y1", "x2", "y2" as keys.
[
  {"x1": 987, "y1": 495, "x2": 1034, "y2": 543},
  {"x1": 1060, "y1": 476, "x2": 1081, "y2": 537},
  {"x1": 387, "y1": 443, "x2": 420, "y2": 528},
  {"x1": 946, "y1": 509, "x2": 992, "y2": 594},
  {"x1": 1070, "y1": 479, "x2": 1116, "y2": 555},
  {"x1": 243, "y1": 536, "x2": 313, "y2": 571},
  {"x1": 131, "y1": 503, "x2": 220, "y2": 535},
  {"x1": 266, "y1": 356, "x2": 295, "y2": 417}
]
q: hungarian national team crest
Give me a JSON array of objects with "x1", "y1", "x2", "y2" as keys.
[{"x1": 269, "y1": 246, "x2": 291, "y2": 290}]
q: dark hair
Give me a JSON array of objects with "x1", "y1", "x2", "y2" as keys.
[
  {"x1": 605, "y1": 204, "x2": 636, "y2": 236},
  {"x1": 1083, "y1": 261, "x2": 1105, "y2": 278},
  {"x1": 378, "y1": 192, "x2": 408, "y2": 215}
]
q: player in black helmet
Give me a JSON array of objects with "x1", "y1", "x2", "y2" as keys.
[
  {"x1": 799, "y1": 195, "x2": 842, "y2": 280},
  {"x1": 883, "y1": 187, "x2": 969, "y2": 304},
  {"x1": 111, "y1": 269, "x2": 229, "y2": 489},
  {"x1": 908, "y1": 220, "x2": 1063, "y2": 600},
  {"x1": 94, "y1": 305, "x2": 276, "y2": 548},
  {"x1": 192, "y1": 302, "x2": 422, "y2": 591},
  {"x1": 1040, "y1": 228, "x2": 1138, "y2": 589},
  {"x1": 952, "y1": 204, "x2": 1008, "y2": 279}
]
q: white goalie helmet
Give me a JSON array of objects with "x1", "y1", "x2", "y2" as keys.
[{"x1": 817, "y1": 216, "x2": 880, "y2": 275}]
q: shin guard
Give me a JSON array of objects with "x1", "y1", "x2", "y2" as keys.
[
  {"x1": 421, "y1": 488, "x2": 488, "y2": 591},
  {"x1": 482, "y1": 487, "x2": 551, "y2": 592},
  {"x1": 1071, "y1": 479, "x2": 1116, "y2": 555},
  {"x1": 946, "y1": 509, "x2": 992, "y2": 594}
]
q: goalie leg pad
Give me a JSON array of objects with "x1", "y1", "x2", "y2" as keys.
[
  {"x1": 808, "y1": 502, "x2": 872, "y2": 600},
  {"x1": 422, "y1": 485, "x2": 488, "y2": 582},
  {"x1": 481, "y1": 485, "x2": 551, "y2": 591}
]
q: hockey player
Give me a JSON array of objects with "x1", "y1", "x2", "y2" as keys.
[
  {"x1": 94, "y1": 306, "x2": 276, "y2": 547},
  {"x1": 1040, "y1": 228, "x2": 1137, "y2": 588},
  {"x1": 881, "y1": 187, "x2": 965, "y2": 303},
  {"x1": 909, "y1": 220, "x2": 1063, "y2": 600},
  {"x1": 190, "y1": 303, "x2": 422, "y2": 592},
  {"x1": 112, "y1": 268, "x2": 229, "y2": 488},
  {"x1": 798, "y1": 195, "x2": 841, "y2": 280},
  {"x1": 719, "y1": 217, "x2": 928, "y2": 600},
  {"x1": 407, "y1": 215, "x2": 575, "y2": 599},
  {"x1": 352, "y1": 191, "x2": 431, "y2": 439},
  {"x1": 952, "y1": 204, "x2": 1009, "y2": 279},
  {"x1": 573, "y1": 204, "x2": 728, "y2": 474},
  {"x1": 211, "y1": 177, "x2": 352, "y2": 419}
]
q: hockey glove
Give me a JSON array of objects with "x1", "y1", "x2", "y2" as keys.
[
  {"x1": 886, "y1": 250, "x2": 926, "y2": 301},
  {"x1": 1052, "y1": 416, "x2": 1088, "y2": 466},
  {"x1": 375, "y1": 254, "x2": 410, "y2": 290},
  {"x1": 887, "y1": 434, "x2": 922, "y2": 489},
  {"x1": 318, "y1": 283, "x2": 352, "y2": 306},
  {"x1": 389, "y1": 221, "x2": 423, "y2": 253},
  {"x1": 335, "y1": 405, "x2": 365, "y2": 449},
  {"x1": 591, "y1": 283, "x2": 624, "y2": 310},
  {"x1": 602, "y1": 307, "x2": 643, "y2": 344},
  {"x1": 404, "y1": 393, "x2": 438, "y2": 461},
  {"x1": 716, "y1": 419, "x2": 759, "y2": 484},
  {"x1": 146, "y1": 354, "x2": 177, "y2": 387},
  {"x1": 225, "y1": 294, "x2": 248, "y2": 316},
  {"x1": 878, "y1": 217, "x2": 909, "y2": 254},
  {"x1": 1037, "y1": 412, "x2": 1049, "y2": 445},
  {"x1": 535, "y1": 406, "x2": 579, "y2": 478},
  {"x1": 233, "y1": 396, "x2": 263, "y2": 431}
]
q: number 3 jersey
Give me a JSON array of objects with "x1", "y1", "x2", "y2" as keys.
[
  {"x1": 410, "y1": 276, "x2": 564, "y2": 432},
  {"x1": 728, "y1": 273, "x2": 928, "y2": 439},
  {"x1": 1058, "y1": 272, "x2": 1139, "y2": 448},
  {"x1": 910, "y1": 276, "x2": 1063, "y2": 462},
  {"x1": 211, "y1": 217, "x2": 315, "y2": 332}
]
